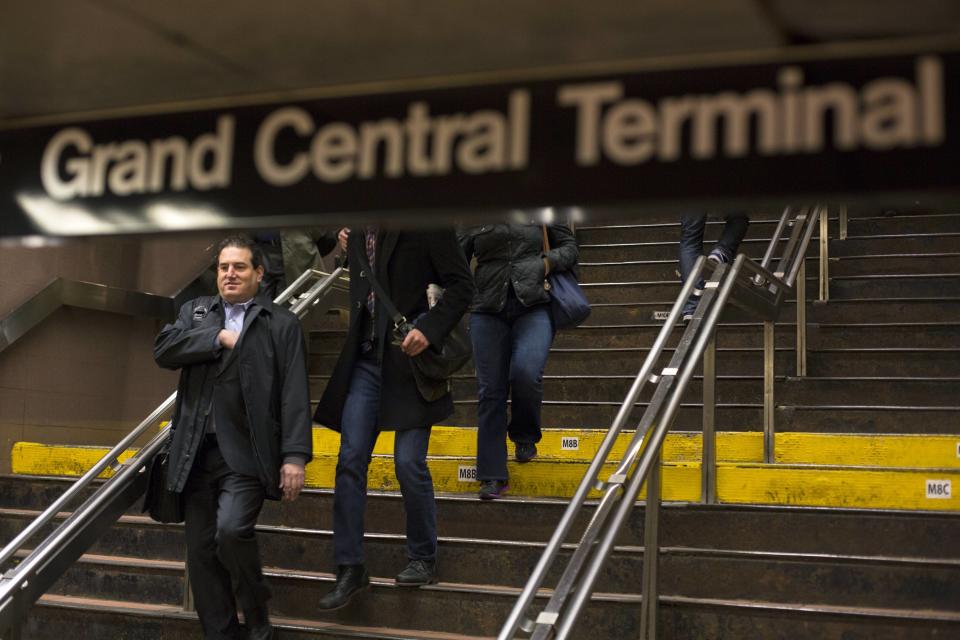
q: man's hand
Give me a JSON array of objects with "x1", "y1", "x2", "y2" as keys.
[
  {"x1": 218, "y1": 329, "x2": 240, "y2": 350},
  {"x1": 337, "y1": 228, "x2": 350, "y2": 252},
  {"x1": 401, "y1": 328, "x2": 430, "y2": 357},
  {"x1": 279, "y1": 462, "x2": 305, "y2": 501}
]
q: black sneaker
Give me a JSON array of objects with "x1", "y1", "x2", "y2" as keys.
[
  {"x1": 478, "y1": 479, "x2": 509, "y2": 500},
  {"x1": 515, "y1": 442, "x2": 537, "y2": 463},
  {"x1": 396, "y1": 559, "x2": 438, "y2": 586}
]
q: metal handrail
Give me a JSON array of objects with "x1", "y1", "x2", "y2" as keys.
[
  {"x1": 0, "y1": 279, "x2": 173, "y2": 355},
  {"x1": 0, "y1": 393, "x2": 176, "y2": 570},
  {"x1": 499, "y1": 207, "x2": 823, "y2": 640},
  {"x1": 0, "y1": 266, "x2": 348, "y2": 639},
  {"x1": 498, "y1": 258, "x2": 708, "y2": 638}
]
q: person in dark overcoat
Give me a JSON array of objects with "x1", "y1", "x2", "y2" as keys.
[
  {"x1": 314, "y1": 226, "x2": 473, "y2": 610},
  {"x1": 154, "y1": 236, "x2": 313, "y2": 640}
]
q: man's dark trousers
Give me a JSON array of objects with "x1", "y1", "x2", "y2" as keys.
[
  {"x1": 332, "y1": 353, "x2": 436, "y2": 565},
  {"x1": 184, "y1": 436, "x2": 269, "y2": 639}
]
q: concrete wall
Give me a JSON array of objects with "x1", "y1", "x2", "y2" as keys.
[{"x1": 0, "y1": 233, "x2": 221, "y2": 474}]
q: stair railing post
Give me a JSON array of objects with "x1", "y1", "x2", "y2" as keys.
[
  {"x1": 819, "y1": 206, "x2": 830, "y2": 302},
  {"x1": 702, "y1": 335, "x2": 717, "y2": 504},
  {"x1": 796, "y1": 258, "x2": 807, "y2": 377},
  {"x1": 763, "y1": 321, "x2": 776, "y2": 463},
  {"x1": 639, "y1": 451, "x2": 661, "y2": 640},
  {"x1": 839, "y1": 205, "x2": 848, "y2": 240}
]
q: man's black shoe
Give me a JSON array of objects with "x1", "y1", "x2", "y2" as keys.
[
  {"x1": 247, "y1": 623, "x2": 277, "y2": 640},
  {"x1": 245, "y1": 606, "x2": 275, "y2": 639},
  {"x1": 395, "y1": 559, "x2": 438, "y2": 586},
  {"x1": 317, "y1": 564, "x2": 369, "y2": 611},
  {"x1": 515, "y1": 442, "x2": 537, "y2": 463}
]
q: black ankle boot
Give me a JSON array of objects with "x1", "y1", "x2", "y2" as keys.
[
  {"x1": 245, "y1": 606, "x2": 275, "y2": 639},
  {"x1": 317, "y1": 564, "x2": 370, "y2": 611}
]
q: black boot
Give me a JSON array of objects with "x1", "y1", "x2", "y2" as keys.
[
  {"x1": 245, "y1": 606, "x2": 276, "y2": 639},
  {"x1": 317, "y1": 564, "x2": 370, "y2": 611}
]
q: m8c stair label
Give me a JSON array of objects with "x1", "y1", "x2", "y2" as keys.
[{"x1": 926, "y1": 479, "x2": 952, "y2": 499}]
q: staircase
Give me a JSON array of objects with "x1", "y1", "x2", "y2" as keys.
[{"x1": 4, "y1": 210, "x2": 960, "y2": 639}]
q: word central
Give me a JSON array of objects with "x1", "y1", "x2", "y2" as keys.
[{"x1": 255, "y1": 91, "x2": 530, "y2": 185}]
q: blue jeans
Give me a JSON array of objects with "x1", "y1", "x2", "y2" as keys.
[
  {"x1": 470, "y1": 295, "x2": 554, "y2": 481},
  {"x1": 332, "y1": 355, "x2": 436, "y2": 565},
  {"x1": 679, "y1": 213, "x2": 749, "y2": 314}
]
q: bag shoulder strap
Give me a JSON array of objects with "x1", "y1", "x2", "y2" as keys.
[
  {"x1": 357, "y1": 248, "x2": 408, "y2": 330},
  {"x1": 542, "y1": 224, "x2": 551, "y2": 252}
]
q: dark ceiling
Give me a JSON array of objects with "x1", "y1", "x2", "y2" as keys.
[{"x1": 3, "y1": 0, "x2": 959, "y2": 125}]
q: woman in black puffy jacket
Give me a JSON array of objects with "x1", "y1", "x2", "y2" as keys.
[{"x1": 458, "y1": 222, "x2": 579, "y2": 499}]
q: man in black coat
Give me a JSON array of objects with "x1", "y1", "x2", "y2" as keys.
[
  {"x1": 155, "y1": 236, "x2": 313, "y2": 640},
  {"x1": 314, "y1": 227, "x2": 473, "y2": 610}
]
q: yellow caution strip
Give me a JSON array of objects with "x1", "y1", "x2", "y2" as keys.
[
  {"x1": 315, "y1": 427, "x2": 960, "y2": 469},
  {"x1": 11, "y1": 442, "x2": 135, "y2": 479},
  {"x1": 304, "y1": 454, "x2": 960, "y2": 511},
  {"x1": 774, "y1": 432, "x2": 960, "y2": 468},
  {"x1": 13, "y1": 429, "x2": 960, "y2": 475},
  {"x1": 304, "y1": 454, "x2": 701, "y2": 502},
  {"x1": 12, "y1": 441, "x2": 960, "y2": 512},
  {"x1": 312, "y1": 427, "x2": 764, "y2": 463},
  {"x1": 718, "y1": 464, "x2": 960, "y2": 512}
]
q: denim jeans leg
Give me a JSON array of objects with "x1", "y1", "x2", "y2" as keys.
[
  {"x1": 507, "y1": 304, "x2": 553, "y2": 446},
  {"x1": 679, "y1": 213, "x2": 708, "y2": 313},
  {"x1": 470, "y1": 311, "x2": 512, "y2": 481},
  {"x1": 332, "y1": 357, "x2": 381, "y2": 566},
  {"x1": 394, "y1": 426, "x2": 437, "y2": 561},
  {"x1": 715, "y1": 214, "x2": 750, "y2": 259}
]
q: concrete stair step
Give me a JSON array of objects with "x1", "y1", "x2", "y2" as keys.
[
  {"x1": 28, "y1": 593, "x2": 492, "y2": 640},
  {"x1": 574, "y1": 253, "x2": 958, "y2": 283},
  {"x1": 446, "y1": 400, "x2": 960, "y2": 433},
  {"x1": 829, "y1": 274, "x2": 960, "y2": 299},
  {"x1": 16, "y1": 507, "x2": 955, "y2": 610},
  {"x1": 577, "y1": 235, "x2": 799, "y2": 262},
  {"x1": 8, "y1": 530, "x2": 957, "y2": 613},
  {"x1": 26, "y1": 590, "x2": 960, "y2": 639},
  {"x1": 575, "y1": 216, "x2": 792, "y2": 245},
  {"x1": 3, "y1": 476, "x2": 957, "y2": 555},
  {"x1": 577, "y1": 274, "x2": 960, "y2": 304},
  {"x1": 843, "y1": 213, "x2": 960, "y2": 237},
  {"x1": 551, "y1": 323, "x2": 960, "y2": 349},
  {"x1": 390, "y1": 376, "x2": 956, "y2": 408},
  {"x1": 582, "y1": 298, "x2": 960, "y2": 325},
  {"x1": 830, "y1": 254, "x2": 960, "y2": 277},
  {"x1": 832, "y1": 234, "x2": 960, "y2": 257},
  {"x1": 27, "y1": 551, "x2": 960, "y2": 638}
]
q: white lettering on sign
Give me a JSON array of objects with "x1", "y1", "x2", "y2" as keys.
[
  {"x1": 457, "y1": 465, "x2": 478, "y2": 482},
  {"x1": 558, "y1": 56, "x2": 944, "y2": 167},
  {"x1": 926, "y1": 479, "x2": 952, "y2": 499},
  {"x1": 41, "y1": 116, "x2": 235, "y2": 200},
  {"x1": 254, "y1": 90, "x2": 531, "y2": 186},
  {"x1": 955, "y1": 442, "x2": 960, "y2": 459},
  {"x1": 561, "y1": 437, "x2": 580, "y2": 451}
]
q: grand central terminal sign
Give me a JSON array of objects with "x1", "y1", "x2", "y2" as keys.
[{"x1": 0, "y1": 37, "x2": 957, "y2": 237}]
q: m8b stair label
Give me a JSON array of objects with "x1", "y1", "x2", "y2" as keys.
[{"x1": 458, "y1": 465, "x2": 478, "y2": 482}]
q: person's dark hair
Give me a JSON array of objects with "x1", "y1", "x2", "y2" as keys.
[{"x1": 216, "y1": 235, "x2": 264, "y2": 270}]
